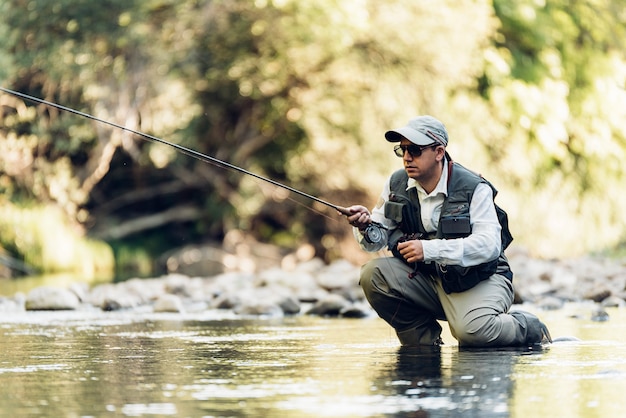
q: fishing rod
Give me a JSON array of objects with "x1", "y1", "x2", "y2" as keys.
[{"x1": 0, "y1": 86, "x2": 352, "y2": 216}]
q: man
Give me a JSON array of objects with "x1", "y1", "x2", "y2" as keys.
[{"x1": 344, "y1": 115, "x2": 551, "y2": 347}]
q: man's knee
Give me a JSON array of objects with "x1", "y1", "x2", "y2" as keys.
[
  {"x1": 359, "y1": 259, "x2": 389, "y2": 296},
  {"x1": 454, "y1": 309, "x2": 501, "y2": 347},
  {"x1": 455, "y1": 329, "x2": 492, "y2": 347}
]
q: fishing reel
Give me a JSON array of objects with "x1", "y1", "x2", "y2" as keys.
[{"x1": 362, "y1": 222, "x2": 388, "y2": 251}]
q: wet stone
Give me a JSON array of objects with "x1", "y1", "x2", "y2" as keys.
[
  {"x1": 584, "y1": 288, "x2": 611, "y2": 303},
  {"x1": 535, "y1": 296, "x2": 565, "y2": 310},
  {"x1": 25, "y1": 286, "x2": 80, "y2": 311},
  {"x1": 234, "y1": 301, "x2": 284, "y2": 317},
  {"x1": 1, "y1": 251, "x2": 625, "y2": 320},
  {"x1": 153, "y1": 294, "x2": 185, "y2": 313},
  {"x1": 339, "y1": 303, "x2": 372, "y2": 318},
  {"x1": 591, "y1": 308, "x2": 610, "y2": 322},
  {"x1": 306, "y1": 293, "x2": 351, "y2": 317},
  {"x1": 601, "y1": 296, "x2": 626, "y2": 308}
]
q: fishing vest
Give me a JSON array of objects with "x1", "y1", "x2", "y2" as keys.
[{"x1": 384, "y1": 161, "x2": 513, "y2": 293}]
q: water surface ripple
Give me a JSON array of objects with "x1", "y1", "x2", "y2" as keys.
[{"x1": 1, "y1": 304, "x2": 625, "y2": 417}]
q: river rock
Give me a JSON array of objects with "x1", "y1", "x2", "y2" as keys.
[
  {"x1": 257, "y1": 267, "x2": 328, "y2": 303},
  {"x1": 25, "y1": 286, "x2": 80, "y2": 310},
  {"x1": 306, "y1": 293, "x2": 351, "y2": 317},
  {"x1": 584, "y1": 288, "x2": 611, "y2": 303},
  {"x1": 3, "y1": 248, "x2": 626, "y2": 319},
  {"x1": 294, "y1": 257, "x2": 327, "y2": 274},
  {"x1": 601, "y1": 296, "x2": 626, "y2": 308},
  {"x1": 87, "y1": 283, "x2": 142, "y2": 310},
  {"x1": 0, "y1": 294, "x2": 25, "y2": 312},
  {"x1": 276, "y1": 294, "x2": 302, "y2": 315},
  {"x1": 316, "y1": 259, "x2": 360, "y2": 291},
  {"x1": 535, "y1": 295, "x2": 565, "y2": 310},
  {"x1": 123, "y1": 277, "x2": 166, "y2": 304},
  {"x1": 68, "y1": 282, "x2": 89, "y2": 302},
  {"x1": 234, "y1": 301, "x2": 284, "y2": 317},
  {"x1": 591, "y1": 308, "x2": 610, "y2": 322},
  {"x1": 213, "y1": 293, "x2": 241, "y2": 310},
  {"x1": 339, "y1": 302, "x2": 372, "y2": 318},
  {"x1": 153, "y1": 294, "x2": 185, "y2": 313},
  {"x1": 163, "y1": 274, "x2": 193, "y2": 297}
]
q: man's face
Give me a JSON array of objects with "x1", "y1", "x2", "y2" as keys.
[{"x1": 398, "y1": 139, "x2": 442, "y2": 183}]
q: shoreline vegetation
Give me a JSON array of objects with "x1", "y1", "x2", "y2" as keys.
[
  {"x1": 2, "y1": 1, "x2": 626, "y2": 279},
  {"x1": 2, "y1": 201, "x2": 625, "y2": 319}
]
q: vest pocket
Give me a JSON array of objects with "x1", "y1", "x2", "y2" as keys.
[
  {"x1": 440, "y1": 215, "x2": 471, "y2": 237},
  {"x1": 436, "y1": 259, "x2": 498, "y2": 293},
  {"x1": 384, "y1": 200, "x2": 404, "y2": 223},
  {"x1": 384, "y1": 199, "x2": 420, "y2": 234}
]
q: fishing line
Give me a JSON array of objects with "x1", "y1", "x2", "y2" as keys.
[
  {"x1": 3, "y1": 87, "x2": 408, "y2": 336},
  {"x1": 0, "y1": 86, "x2": 351, "y2": 217},
  {"x1": 2, "y1": 86, "x2": 391, "y2": 279}
]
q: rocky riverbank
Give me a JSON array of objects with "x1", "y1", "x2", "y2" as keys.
[{"x1": 1, "y1": 246, "x2": 625, "y2": 317}]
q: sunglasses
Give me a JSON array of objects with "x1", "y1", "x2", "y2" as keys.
[{"x1": 393, "y1": 143, "x2": 438, "y2": 158}]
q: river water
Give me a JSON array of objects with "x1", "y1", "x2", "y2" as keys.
[{"x1": 0, "y1": 303, "x2": 625, "y2": 417}]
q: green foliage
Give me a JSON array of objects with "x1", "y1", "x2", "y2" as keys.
[
  {"x1": 0, "y1": 202, "x2": 114, "y2": 275},
  {"x1": 1, "y1": 0, "x2": 626, "y2": 275},
  {"x1": 475, "y1": 0, "x2": 626, "y2": 255}
]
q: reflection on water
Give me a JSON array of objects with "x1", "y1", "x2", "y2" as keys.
[{"x1": 0, "y1": 304, "x2": 625, "y2": 417}]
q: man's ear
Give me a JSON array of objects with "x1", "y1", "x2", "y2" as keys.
[{"x1": 436, "y1": 146, "x2": 446, "y2": 161}]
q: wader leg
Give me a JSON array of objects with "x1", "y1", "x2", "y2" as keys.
[
  {"x1": 510, "y1": 310, "x2": 553, "y2": 345},
  {"x1": 396, "y1": 322, "x2": 443, "y2": 347},
  {"x1": 360, "y1": 257, "x2": 445, "y2": 346},
  {"x1": 438, "y1": 274, "x2": 551, "y2": 347}
]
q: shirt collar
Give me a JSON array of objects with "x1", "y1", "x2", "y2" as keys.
[{"x1": 406, "y1": 158, "x2": 449, "y2": 197}]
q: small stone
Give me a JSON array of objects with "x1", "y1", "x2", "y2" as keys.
[
  {"x1": 153, "y1": 294, "x2": 184, "y2": 313},
  {"x1": 277, "y1": 295, "x2": 301, "y2": 315},
  {"x1": 584, "y1": 289, "x2": 611, "y2": 303},
  {"x1": 234, "y1": 301, "x2": 284, "y2": 317},
  {"x1": 25, "y1": 286, "x2": 80, "y2": 311},
  {"x1": 306, "y1": 294, "x2": 350, "y2": 317},
  {"x1": 535, "y1": 296, "x2": 565, "y2": 310},
  {"x1": 601, "y1": 296, "x2": 625, "y2": 308},
  {"x1": 339, "y1": 303, "x2": 372, "y2": 318},
  {"x1": 591, "y1": 309, "x2": 609, "y2": 322},
  {"x1": 552, "y1": 336, "x2": 582, "y2": 342}
]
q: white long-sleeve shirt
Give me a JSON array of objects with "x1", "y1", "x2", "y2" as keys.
[{"x1": 356, "y1": 160, "x2": 501, "y2": 267}]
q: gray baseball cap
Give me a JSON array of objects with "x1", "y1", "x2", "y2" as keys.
[{"x1": 384, "y1": 115, "x2": 449, "y2": 146}]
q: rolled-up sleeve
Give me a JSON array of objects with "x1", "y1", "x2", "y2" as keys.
[{"x1": 422, "y1": 183, "x2": 501, "y2": 267}]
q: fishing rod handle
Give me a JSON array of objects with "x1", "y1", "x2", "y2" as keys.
[{"x1": 335, "y1": 206, "x2": 352, "y2": 216}]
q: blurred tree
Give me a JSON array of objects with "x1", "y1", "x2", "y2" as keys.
[
  {"x1": 2, "y1": 0, "x2": 497, "y2": 265},
  {"x1": 1, "y1": 0, "x2": 625, "y2": 277},
  {"x1": 473, "y1": 0, "x2": 626, "y2": 255},
  {"x1": 0, "y1": 0, "x2": 201, "y2": 274},
  {"x1": 0, "y1": 0, "x2": 164, "y2": 216}
]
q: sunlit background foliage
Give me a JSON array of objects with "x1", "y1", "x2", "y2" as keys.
[{"x1": 1, "y1": 0, "x2": 625, "y2": 278}]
